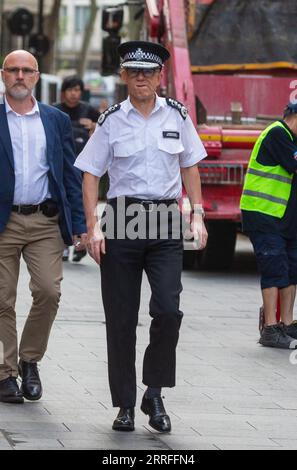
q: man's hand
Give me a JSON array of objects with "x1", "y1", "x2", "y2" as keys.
[
  {"x1": 73, "y1": 233, "x2": 88, "y2": 251},
  {"x1": 87, "y1": 223, "x2": 106, "y2": 265},
  {"x1": 190, "y1": 213, "x2": 208, "y2": 250}
]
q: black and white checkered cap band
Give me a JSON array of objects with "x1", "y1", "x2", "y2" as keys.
[{"x1": 122, "y1": 48, "x2": 163, "y2": 68}]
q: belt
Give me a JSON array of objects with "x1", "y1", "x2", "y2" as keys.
[
  {"x1": 107, "y1": 197, "x2": 178, "y2": 212},
  {"x1": 12, "y1": 199, "x2": 57, "y2": 216}
]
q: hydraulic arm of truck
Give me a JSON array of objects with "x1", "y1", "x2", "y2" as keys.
[{"x1": 146, "y1": 0, "x2": 197, "y2": 125}]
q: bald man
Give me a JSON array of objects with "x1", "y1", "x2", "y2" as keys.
[{"x1": 0, "y1": 50, "x2": 87, "y2": 403}]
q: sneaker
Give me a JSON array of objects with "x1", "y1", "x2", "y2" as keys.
[
  {"x1": 283, "y1": 321, "x2": 297, "y2": 340},
  {"x1": 259, "y1": 323, "x2": 297, "y2": 349},
  {"x1": 72, "y1": 249, "x2": 87, "y2": 263}
]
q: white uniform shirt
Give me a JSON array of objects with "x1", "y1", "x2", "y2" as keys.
[
  {"x1": 5, "y1": 96, "x2": 51, "y2": 205},
  {"x1": 74, "y1": 95, "x2": 207, "y2": 200}
]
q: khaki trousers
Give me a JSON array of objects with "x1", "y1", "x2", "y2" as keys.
[{"x1": 0, "y1": 211, "x2": 64, "y2": 381}]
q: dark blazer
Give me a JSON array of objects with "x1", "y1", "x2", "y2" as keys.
[{"x1": 0, "y1": 101, "x2": 86, "y2": 246}]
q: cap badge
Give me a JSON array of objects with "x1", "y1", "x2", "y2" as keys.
[{"x1": 135, "y1": 48, "x2": 144, "y2": 61}]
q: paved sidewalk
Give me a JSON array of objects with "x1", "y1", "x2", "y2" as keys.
[{"x1": 1, "y1": 235, "x2": 297, "y2": 450}]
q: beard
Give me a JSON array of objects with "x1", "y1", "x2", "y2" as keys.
[{"x1": 7, "y1": 84, "x2": 31, "y2": 100}]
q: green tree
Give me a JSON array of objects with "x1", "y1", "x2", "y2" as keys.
[{"x1": 43, "y1": 0, "x2": 62, "y2": 73}]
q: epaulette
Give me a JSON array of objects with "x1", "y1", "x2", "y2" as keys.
[
  {"x1": 98, "y1": 103, "x2": 121, "y2": 126},
  {"x1": 166, "y1": 98, "x2": 188, "y2": 120}
]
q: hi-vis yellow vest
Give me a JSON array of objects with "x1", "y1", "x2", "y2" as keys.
[{"x1": 240, "y1": 121, "x2": 294, "y2": 218}]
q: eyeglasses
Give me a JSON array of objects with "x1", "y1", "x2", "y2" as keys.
[
  {"x1": 2, "y1": 67, "x2": 39, "y2": 77},
  {"x1": 126, "y1": 68, "x2": 160, "y2": 78}
]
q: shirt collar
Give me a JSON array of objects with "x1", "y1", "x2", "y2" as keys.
[
  {"x1": 122, "y1": 94, "x2": 166, "y2": 115},
  {"x1": 4, "y1": 95, "x2": 40, "y2": 116},
  {"x1": 153, "y1": 94, "x2": 166, "y2": 112}
]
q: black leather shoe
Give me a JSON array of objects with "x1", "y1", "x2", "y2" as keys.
[
  {"x1": 0, "y1": 377, "x2": 24, "y2": 404},
  {"x1": 112, "y1": 407, "x2": 135, "y2": 431},
  {"x1": 18, "y1": 360, "x2": 42, "y2": 401},
  {"x1": 141, "y1": 395, "x2": 171, "y2": 433}
]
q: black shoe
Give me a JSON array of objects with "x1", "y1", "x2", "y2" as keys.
[
  {"x1": 259, "y1": 323, "x2": 297, "y2": 349},
  {"x1": 18, "y1": 360, "x2": 42, "y2": 401},
  {"x1": 0, "y1": 377, "x2": 24, "y2": 404},
  {"x1": 141, "y1": 395, "x2": 171, "y2": 433},
  {"x1": 283, "y1": 321, "x2": 297, "y2": 340},
  {"x1": 112, "y1": 407, "x2": 135, "y2": 431},
  {"x1": 72, "y1": 249, "x2": 87, "y2": 263}
]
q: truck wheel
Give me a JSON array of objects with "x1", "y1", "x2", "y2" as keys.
[
  {"x1": 183, "y1": 250, "x2": 197, "y2": 270},
  {"x1": 198, "y1": 221, "x2": 237, "y2": 270}
]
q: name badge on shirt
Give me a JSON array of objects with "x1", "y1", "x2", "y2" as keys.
[{"x1": 163, "y1": 131, "x2": 180, "y2": 139}]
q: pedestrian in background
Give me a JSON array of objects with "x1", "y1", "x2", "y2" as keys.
[{"x1": 54, "y1": 75, "x2": 99, "y2": 262}]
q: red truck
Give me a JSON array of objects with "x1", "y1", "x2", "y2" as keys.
[{"x1": 144, "y1": 0, "x2": 297, "y2": 269}]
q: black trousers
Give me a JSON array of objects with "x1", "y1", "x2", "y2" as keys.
[{"x1": 100, "y1": 204, "x2": 183, "y2": 408}]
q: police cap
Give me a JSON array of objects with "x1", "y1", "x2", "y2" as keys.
[{"x1": 118, "y1": 40, "x2": 170, "y2": 69}]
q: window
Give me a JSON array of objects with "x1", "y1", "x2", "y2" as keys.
[
  {"x1": 75, "y1": 6, "x2": 90, "y2": 33},
  {"x1": 59, "y1": 5, "x2": 68, "y2": 35}
]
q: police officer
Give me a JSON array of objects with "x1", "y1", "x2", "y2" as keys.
[
  {"x1": 74, "y1": 41, "x2": 208, "y2": 432},
  {"x1": 240, "y1": 103, "x2": 297, "y2": 349}
]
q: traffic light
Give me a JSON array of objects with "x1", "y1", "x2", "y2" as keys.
[
  {"x1": 101, "y1": 7, "x2": 123, "y2": 76},
  {"x1": 7, "y1": 8, "x2": 34, "y2": 36},
  {"x1": 101, "y1": 34, "x2": 121, "y2": 76}
]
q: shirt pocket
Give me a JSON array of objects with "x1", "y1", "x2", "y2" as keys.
[
  {"x1": 113, "y1": 135, "x2": 145, "y2": 158},
  {"x1": 157, "y1": 132, "x2": 184, "y2": 156}
]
